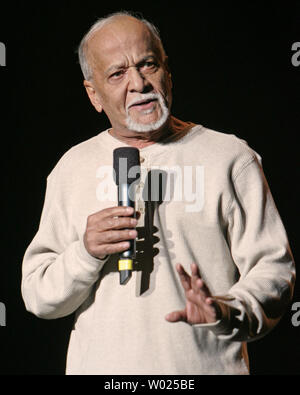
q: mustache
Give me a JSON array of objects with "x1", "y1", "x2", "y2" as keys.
[{"x1": 126, "y1": 93, "x2": 163, "y2": 113}]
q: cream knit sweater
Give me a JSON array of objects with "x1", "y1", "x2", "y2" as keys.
[{"x1": 22, "y1": 124, "x2": 295, "y2": 375}]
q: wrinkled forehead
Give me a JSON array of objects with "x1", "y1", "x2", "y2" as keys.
[{"x1": 86, "y1": 19, "x2": 163, "y2": 72}]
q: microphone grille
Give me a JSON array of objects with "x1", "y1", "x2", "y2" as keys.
[{"x1": 113, "y1": 147, "x2": 141, "y2": 185}]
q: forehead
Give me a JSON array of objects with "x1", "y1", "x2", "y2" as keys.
[{"x1": 87, "y1": 18, "x2": 161, "y2": 72}]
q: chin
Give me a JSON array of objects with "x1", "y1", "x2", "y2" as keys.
[{"x1": 126, "y1": 110, "x2": 170, "y2": 134}]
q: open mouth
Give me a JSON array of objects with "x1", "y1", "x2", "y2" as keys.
[{"x1": 129, "y1": 98, "x2": 158, "y2": 110}]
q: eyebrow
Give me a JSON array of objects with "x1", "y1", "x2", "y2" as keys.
[{"x1": 105, "y1": 55, "x2": 157, "y2": 76}]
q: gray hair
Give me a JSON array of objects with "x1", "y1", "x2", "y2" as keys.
[{"x1": 78, "y1": 11, "x2": 166, "y2": 81}]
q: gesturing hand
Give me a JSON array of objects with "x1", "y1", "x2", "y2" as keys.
[{"x1": 165, "y1": 263, "x2": 221, "y2": 325}]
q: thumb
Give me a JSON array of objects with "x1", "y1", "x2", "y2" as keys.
[{"x1": 165, "y1": 310, "x2": 187, "y2": 323}]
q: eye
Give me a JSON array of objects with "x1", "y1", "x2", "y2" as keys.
[
  {"x1": 140, "y1": 61, "x2": 158, "y2": 73},
  {"x1": 109, "y1": 69, "x2": 126, "y2": 82}
]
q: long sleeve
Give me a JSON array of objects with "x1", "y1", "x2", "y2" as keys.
[
  {"x1": 21, "y1": 164, "x2": 108, "y2": 319},
  {"x1": 196, "y1": 155, "x2": 296, "y2": 341}
]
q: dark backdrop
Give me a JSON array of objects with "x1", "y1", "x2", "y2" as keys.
[{"x1": 0, "y1": 1, "x2": 299, "y2": 375}]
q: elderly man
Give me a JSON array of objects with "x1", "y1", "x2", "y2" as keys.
[{"x1": 22, "y1": 12, "x2": 295, "y2": 375}]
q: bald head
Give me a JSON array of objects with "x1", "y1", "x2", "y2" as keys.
[
  {"x1": 79, "y1": 12, "x2": 172, "y2": 135},
  {"x1": 78, "y1": 12, "x2": 166, "y2": 81}
]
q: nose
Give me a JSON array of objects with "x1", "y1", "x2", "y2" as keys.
[{"x1": 127, "y1": 67, "x2": 151, "y2": 93}]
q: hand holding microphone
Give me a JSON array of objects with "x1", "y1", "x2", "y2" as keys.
[
  {"x1": 83, "y1": 206, "x2": 138, "y2": 261},
  {"x1": 113, "y1": 147, "x2": 141, "y2": 284},
  {"x1": 83, "y1": 147, "x2": 140, "y2": 285}
]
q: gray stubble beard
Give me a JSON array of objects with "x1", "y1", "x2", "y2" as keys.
[{"x1": 125, "y1": 92, "x2": 170, "y2": 133}]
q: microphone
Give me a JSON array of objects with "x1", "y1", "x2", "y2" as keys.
[{"x1": 113, "y1": 147, "x2": 141, "y2": 285}]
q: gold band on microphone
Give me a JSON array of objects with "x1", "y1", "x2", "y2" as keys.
[{"x1": 118, "y1": 259, "x2": 133, "y2": 271}]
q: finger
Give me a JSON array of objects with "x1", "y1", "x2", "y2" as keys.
[
  {"x1": 191, "y1": 263, "x2": 200, "y2": 277},
  {"x1": 184, "y1": 290, "x2": 218, "y2": 323},
  {"x1": 191, "y1": 263, "x2": 201, "y2": 293},
  {"x1": 93, "y1": 241, "x2": 131, "y2": 258},
  {"x1": 85, "y1": 228, "x2": 137, "y2": 256},
  {"x1": 190, "y1": 263, "x2": 212, "y2": 299},
  {"x1": 195, "y1": 277, "x2": 212, "y2": 298},
  {"x1": 102, "y1": 206, "x2": 135, "y2": 219},
  {"x1": 87, "y1": 207, "x2": 135, "y2": 231},
  {"x1": 187, "y1": 279, "x2": 212, "y2": 309},
  {"x1": 91, "y1": 206, "x2": 135, "y2": 225},
  {"x1": 176, "y1": 264, "x2": 191, "y2": 291},
  {"x1": 98, "y1": 229, "x2": 137, "y2": 244},
  {"x1": 165, "y1": 310, "x2": 187, "y2": 323},
  {"x1": 101, "y1": 216, "x2": 138, "y2": 232}
]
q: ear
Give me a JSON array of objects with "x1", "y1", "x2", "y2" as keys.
[
  {"x1": 164, "y1": 56, "x2": 172, "y2": 78},
  {"x1": 83, "y1": 80, "x2": 103, "y2": 113},
  {"x1": 163, "y1": 57, "x2": 173, "y2": 89}
]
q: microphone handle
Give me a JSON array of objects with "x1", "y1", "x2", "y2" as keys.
[{"x1": 118, "y1": 183, "x2": 136, "y2": 285}]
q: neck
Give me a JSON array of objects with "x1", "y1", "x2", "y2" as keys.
[{"x1": 109, "y1": 117, "x2": 194, "y2": 149}]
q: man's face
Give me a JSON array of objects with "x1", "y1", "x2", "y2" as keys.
[{"x1": 84, "y1": 18, "x2": 172, "y2": 133}]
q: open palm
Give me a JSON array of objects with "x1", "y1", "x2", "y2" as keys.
[{"x1": 165, "y1": 263, "x2": 220, "y2": 324}]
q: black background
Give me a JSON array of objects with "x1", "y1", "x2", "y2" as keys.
[{"x1": 0, "y1": 1, "x2": 299, "y2": 375}]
